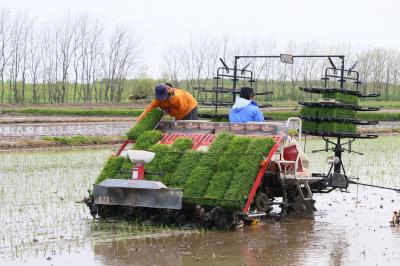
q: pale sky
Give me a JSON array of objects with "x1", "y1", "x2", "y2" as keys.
[{"x1": 2, "y1": 0, "x2": 399, "y2": 77}]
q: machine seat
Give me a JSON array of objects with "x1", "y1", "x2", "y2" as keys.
[{"x1": 277, "y1": 142, "x2": 310, "y2": 177}]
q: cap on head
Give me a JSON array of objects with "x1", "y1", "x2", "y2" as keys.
[{"x1": 155, "y1": 83, "x2": 169, "y2": 100}]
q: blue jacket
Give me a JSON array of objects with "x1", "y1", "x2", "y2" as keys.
[{"x1": 229, "y1": 97, "x2": 265, "y2": 123}]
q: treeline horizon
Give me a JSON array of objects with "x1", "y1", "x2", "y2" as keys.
[{"x1": 1, "y1": 8, "x2": 400, "y2": 104}]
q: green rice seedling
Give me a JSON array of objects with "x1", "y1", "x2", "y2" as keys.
[
  {"x1": 145, "y1": 140, "x2": 192, "y2": 184},
  {"x1": 299, "y1": 107, "x2": 319, "y2": 118},
  {"x1": 336, "y1": 122, "x2": 357, "y2": 133},
  {"x1": 215, "y1": 136, "x2": 252, "y2": 172},
  {"x1": 169, "y1": 150, "x2": 204, "y2": 187},
  {"x1": 317, "y1": 121, "x2": 333, "y2": 133},
  {"x1": 302, "y1": 120, "x2": 319, "y2": 132},
  {"x1": 146, "y1": 144, "x2": 171, "y2": 178},
  {"x1": 196, "y1": 133, "x2": 234, "y2": 170},
  {"x1": 157, "y1": 150, "x2": 184, "y2": 185},
  {"x1": 337, "y1": 108, "x2": 357, "y2": 119},
  {"x1": 183, "y1": 166, "x2": 213, "y2": 198},
  {"x1": 133, "y1": 130, "x2": 163, "y2": 151},
  {"x1": 170, "y1": 137, "x2": 193, "y2": 151},
  {"x1": 224, "y1": 137, "x2": 275, "y2": 202},
  {"x1": 126, "y1": 108, "x2": 164, "y2": 140},
  {"x1": 322, "y1": 92, "x2": 359, "y2": 105},
  {"x1": 318, "y1": 122, "x2": 357, "y2": 134},
  {"x1": 95, "y1": 156, "x2": 131, "y2": 184},
  {"x1": 204, "y1": 171, "x2": 233, "y2": 199},
  {"x1": 318, "y1": 108, "x2": 357, "y2": 120},
  {"x1": 157, "y1": 138, "x2": 193, "y2": 184},
  {"x1": 183, "y1": 133, "x2": 234, "y2": 198},
  {"x1": 204, "y1": 136, "x2": 251, "y2": 198},
  {"x1": 113, "y1": 158, "x2": 133, "y2": 180}
]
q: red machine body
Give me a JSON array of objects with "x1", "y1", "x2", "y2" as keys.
[{"x1": 131, "y1": 163, "x2": 145, "y2": 180}]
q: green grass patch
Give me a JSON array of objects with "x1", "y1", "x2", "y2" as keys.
[
  {"x1": 126, "y1": 108, "x2": 164, "y2": 140},
  {"x1": 357, "y1": 112, "x2": 400, "y2": 121},
  {"x1": 3, "y1": 108, "x2": 143, "y2": 117},
  {"x1": 41, "y1": 135, "x2": 121, "y2": 145}
]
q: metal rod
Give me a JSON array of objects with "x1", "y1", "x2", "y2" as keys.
[
  {"x1": 340, "y1": 57, "x2": 345, "y2": 89},
  {"x1": 349, "y1": 180, "x2": 400, "y2": 192},
  {"x1": 233, "y1": 57, "x2": 238, "y2": 102},
  {"x1": 235, "y1": 55, "x2": 345, "y2": 59},
  {"x1": 334, "y1": 137, "x2": 342, "y2": 174}
]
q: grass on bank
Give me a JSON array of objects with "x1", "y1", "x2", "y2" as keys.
[
  {"x1": 40, "y1": 135, "x2": 124, "y2": 145},
  {"x1": 2, "y1": 107, "x2": 144, "y2": 116}
]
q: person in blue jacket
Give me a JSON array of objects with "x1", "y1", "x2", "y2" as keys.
[{"x1": 229, "y1": 87, "x2": 265, "y2": 123}]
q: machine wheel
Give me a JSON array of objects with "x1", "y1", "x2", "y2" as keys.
[
  {"x1": 255, "y1": 192, "x2": 273, "y2": 214},
  {"x1": 208, "y1": 206, "x2": 230, "y2": 230},
  {"x1": 286, "y1": 186, "x2": 316, "y2": 216}
]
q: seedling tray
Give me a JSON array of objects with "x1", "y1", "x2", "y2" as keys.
[
  {"x1": 300, "y1": 87, "x2": 380, "y2": 97},
  {"x1": 299, "y1": 116, "x2": 378, "y2": 125},
  {"x1": 299, "y1": 101, "x2": 379, "y2": 111},
  {"x1": 302, "y1": 130, "x2": 378, "y2": 139}
]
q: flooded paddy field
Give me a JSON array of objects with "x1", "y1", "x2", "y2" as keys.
[
  {"x1": 0, "y1": 136, "x2": 400, "y2": 265},
  {"x1": 0, "y1": 122, "x2": 131, "y2": 141},
  {"x1": 1, "y1": 116, "x2": 399, "y2": 142}
]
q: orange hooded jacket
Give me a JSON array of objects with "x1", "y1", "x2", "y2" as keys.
[{"x1": 138, "y1": 88, "x2": 197, "y2": 121}]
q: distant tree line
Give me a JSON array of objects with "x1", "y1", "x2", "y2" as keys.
[
  {"x1": 1, "y1": 9, "x2": 400, "y2": 104},
  {"x1": 164, "y1": 38, "x2": 400, "y2": 102},
  {"x1": 0, "y1": 9, "x2": 141, "y2": 104}
]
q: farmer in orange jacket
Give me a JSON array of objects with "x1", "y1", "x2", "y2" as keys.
[{"x1": 137, "y1": 83, "x2": 198, "y2": 121}]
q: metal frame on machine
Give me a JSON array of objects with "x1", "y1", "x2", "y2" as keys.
[
  {"x1": 215, "y1": 54, "x2": 381, "y2": 193},
  {"x1": 196, "y1": 54, "x2": 347, "y2": 116}
]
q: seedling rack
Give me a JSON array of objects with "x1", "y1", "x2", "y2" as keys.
[
  {"x1": 194, "y1": 58, "x2": 273, "y2": 115},
  {"x1": 298, "y1": 56, "x2": 380, "y2": 191}
]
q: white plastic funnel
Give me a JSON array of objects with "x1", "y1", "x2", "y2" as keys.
[{"x1": 127, "y1": 150, "x2": 156, "y2": 163}]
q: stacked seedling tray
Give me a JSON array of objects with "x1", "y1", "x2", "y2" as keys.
[
  {"x1": 299, "y1": 87, "x2": 379, "y2": 138},
  {"x1": 95, "y1": 130, "x2": 275, "y2": 210}
]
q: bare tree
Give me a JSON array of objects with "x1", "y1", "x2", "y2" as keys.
[
  {"x1": 164, "y1": 45, "x2": 182, "y2": 86},
  {"x1": 29, "y1": 27, "x2": 42, "y2": 103},
  {"x1": 103, "y1": 25, "x2": 140, "y2": 102},
  {"x1": 0, "y1": 8, "x2": 11, "y2": 103},
  {"x1": 57, "y1": 15, "x2": 75, "y2": 103}
]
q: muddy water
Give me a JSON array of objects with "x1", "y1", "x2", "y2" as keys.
[{"x1": 1, "y1": 136, "x2": 400, "y2": 265}]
